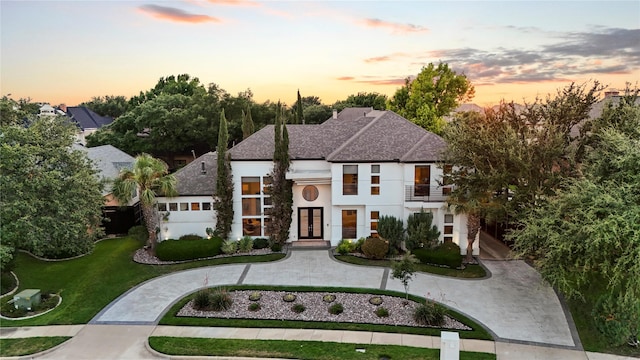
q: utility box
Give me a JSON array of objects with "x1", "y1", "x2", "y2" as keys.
[
  {"x1": 440, "y1": 331, "x2": 460, "y2": 360},
  {"x1": 13, "y1": 289, "x2": 41, "y2": 310}
]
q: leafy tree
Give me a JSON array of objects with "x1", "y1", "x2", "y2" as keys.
[
  {"x1": 241, "y1": 105, "x2": 255, "y2": 140},
  {"x1": 303, "y1": 104, "x2": 333, "y2": 124},
  {"x1": 80, "y1": 95, "x2": 129, "y2": 118},
  {"x1": 388, "y1": 62, "x2": 474, "y2": 135},
  {"x1": 392, "y1": 254, "x2": 417, "y2": 300},
  {"x1": 112, "y1": 153, "x2": 177, "y2": 253},
  {"x1": 510, "y1": 96, "x2": 640, "y2": 346},
  {"x1": 0, "y1": 96, "x2": 38, "y2": 126},
  {"x1": 214, "y1": 109, "x2": 234, "y2": 239},
  {"x1": 333, "y1": 92, "x2": 388, "y2": 111},
  {"x1": 406, "y1": 209, "x2": 441, "y2": 251},
  {"x1": 377, "y1": 215, "x2": 404, "y2": 255},
  {"x1": 1, "y1": 116, "x2": 105, "y2": 258},
  {"x1": 266, "y1": 105, "x2": 293, "y2": 246}
]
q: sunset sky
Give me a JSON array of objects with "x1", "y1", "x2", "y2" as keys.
[{"x1": 1, "y1": 1, "x2": 638, "y2": 108}]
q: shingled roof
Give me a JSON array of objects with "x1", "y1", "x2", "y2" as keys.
[
  {"x1": 75, "y1": 144, "x2": 134, "y2": 196},
  {"x1": 66, "y1": 106, "x2": 113, "y2": 130},
  {"x1": 229, "y1": 108, "x2": 445, "y2": 163},
  {"x1": 173, "y1": 152, "x2": 217, "y2": 196}
]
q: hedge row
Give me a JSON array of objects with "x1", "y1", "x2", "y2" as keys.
[
  {"x1": 412, "y1": 243, "x2": 462, "y2": 269},
  {"x1": 156, "y1": 236, "x2": 223, "y2": 261}
]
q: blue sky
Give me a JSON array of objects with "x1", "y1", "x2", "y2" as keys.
[{"x1": 1, "y1": 1, "x2": 638, "y2": 107}]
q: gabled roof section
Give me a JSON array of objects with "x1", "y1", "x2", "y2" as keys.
[
  {"x1": 229, "y1": 108, "x2": 446, "y2": 163},
  {"x1": 173, "y1": 152, "x2": 217, "y2": 196},
  {"x1": 76, "y1": 144, "x2": 134, "y2": 195},
  {"x1": 66, "y1": 106, "x2": 113, "y2": 130}
]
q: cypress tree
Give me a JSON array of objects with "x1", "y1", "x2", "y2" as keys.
[
  {"x1": 267, "y1": 104, "x2": 293, "y2": 246},
  {"x1": 296, "y1": 90, "x2": 304, "y2": 125},
  {"x1": 214, "y1": 109, "x2": 234, "y2": 239},
  {"x1": 241, "y1": 105, "x2": 255, "y2": 140}
]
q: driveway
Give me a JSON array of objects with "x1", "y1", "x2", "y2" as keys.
[{"x1": 91, "y1": 250, "x2": 576, "y2": 347}]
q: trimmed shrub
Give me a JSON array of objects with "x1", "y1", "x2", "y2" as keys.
[
  {"x1": 155, "y1": 237, "x2": 223, "y2": 261},
  {"x1": 328, "y1": 303, "x2": 344, "y2": 315},
  {"x1": 406, "y1": 210, "x2": 441, "y2": 251},
  {"x1": 127, "y1": 225, "x2": 148, "y2": 243},
  {"x1": 361, "y1": 237, "x2": 389, "y2": 259},
  {"x1": 375, "y1": 307, "x2": 389, "y2": 318},
  {"x1": 413, "y1": 301, "x2": 445, "y2": 326},
  {"x1": 270, "y1": 242, "x2": 282, "y2": 252},
  {"x1": 322, "y1": 294, "x2": 336, "y2": 303},
  {"x1": 336, "y1": 239, "x2": 355, "y2": 255},
  {"x1": 377, "y1": 215, "x2": 404, "y2": 255},
  {"x1": 238, "y1": 236, "x2": 254, "y2": 253},
  {"x1": 179, "y1": 234, "x2": 204, "y2": 241},
  {"x1": 413, "y1": 243, "x2": 462, "y2": 269},
  {"x1": 291, "y1": 303, "x2": 306, "y2": 313},
  {"x1": 248, "y1": 302, "x2": 261, "y2": 311},
  {"x1": 209, "y1": 288, "x2": 233, "y2": 311},
  {"x1": 253, "y1": 238, "x2": 269, "y2": 250},
  {"x1": 354, "y1": 237, "x2": 366, "y2": 253},
  {"x1": 282, "y1": 293, "x2": 296, "y2": 302},
  {"x1": 248, "y1": 291, "x2": 262, "y2": 301},
  {"x1": 221, "y1": 240, "x2": 238, "y2": 255},
  {"x1": 369, "y1": 296, "x2": 383, "y2": 306},
  {"x1": 193, "y1": 290, "x2": 211, "y2": 310}
]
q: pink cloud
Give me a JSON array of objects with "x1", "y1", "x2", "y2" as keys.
[
  {"x1": 360, "y1": 18, "x2": 428, "y2": 34},
  {"x1": 138, "y1": 4, "x2": 220, "y2": 23}
]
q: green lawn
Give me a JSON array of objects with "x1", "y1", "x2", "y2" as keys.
[
  {"x1": 335, "y1": 255, "x2": 486, "y2": 278},
  {"x1": 0, "y1": 337, "x2": 70, "y2": 357},
  {"x1": 159, "y1": 285, "x2": 493, "y2": 340},
  {"x1": 0, "y1": 237, "x2": 284, "y2": 326},
  {"x1": 149, "y1": 337, "x2": 496, "y2": 360}
]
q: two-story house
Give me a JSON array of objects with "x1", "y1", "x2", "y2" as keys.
[{"x1": 156, "y1": 108, "x2": 478, "y2": 255}]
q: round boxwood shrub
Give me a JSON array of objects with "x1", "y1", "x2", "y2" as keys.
[
  {"x1": 361, "y1": 237, "x2": 389, "y2": 259},
  {"x1": 375, "y1": 307, "x2": 389, "y2": 318},
  {"x1": 248, "y1": 291, "x2": 262, "y2": 301},
  {"x1": 253, "y1": 238, "x2": 270, "y2": 250},
  {"x1": 291, "y1": 303, "x2": 306, "y2": 313},
  {"x1": 328, "y1": 303, "x2": 344, "y2": 315},
  {"x1": 248, "y1": 302, "x2": 261, "y2": 312},
  {"x1": 322, "y1": 294, "x2": 336, "y2": 303}
]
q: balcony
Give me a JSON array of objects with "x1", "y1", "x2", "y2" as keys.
[{"x1": 405, "y1": 185, "x2": 451, "y2": 202}]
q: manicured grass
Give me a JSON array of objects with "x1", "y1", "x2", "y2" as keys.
[
  {"x1": 0, "y1": 237, "x2": 284, "y2": 327},
  {"x1": 159, "y1": 285, "x2": 493, "y2": 341},
  {"x1": 149, "y1": 337, "x2": 496, "y2": 360},
  {"x1": 335, "y1": 255, "x2": 486, "y2": 278},
  {"x1": 0, "y1": 337, "x2": 70, "y2": 357}
]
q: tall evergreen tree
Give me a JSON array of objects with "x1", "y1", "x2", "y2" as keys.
[
  {"x1": 267, "y1": 104, "x2": 293, "y2": 246},
  {"x1": 296, "y1": 90, "x2": 304, "y2": 124},
  {"x1": 241, "y1": 105, "x2": 255, "y2": 140},
  {"x1": 214, "y1": 109, "x2": 234, "y2": 239}
]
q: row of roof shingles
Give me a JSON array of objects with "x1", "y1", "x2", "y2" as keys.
[{"x1": 174, "y1": 152, "x2": 217, "y2": 196}]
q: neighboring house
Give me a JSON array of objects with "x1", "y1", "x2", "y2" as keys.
[
  {"x1": 76, "y1": 144, "x2": 142, "y2": 234},
  {"x1": 65, "y1": 106, "x2": 114, "y2": 145},
  {"x1": 157, "y1": 108, "x2": 477, "y2": 255}
]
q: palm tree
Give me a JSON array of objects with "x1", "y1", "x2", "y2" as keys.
[
  {"x1": 447, "y1": 185, "x2": 493, "y2": 264},
  {"x1": 113, "y1": 153, "x2": 177, "y2": 252}
]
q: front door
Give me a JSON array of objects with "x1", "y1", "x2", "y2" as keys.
[{"x1": 298, "y1": 207, "x2": 323, "y2": 239}]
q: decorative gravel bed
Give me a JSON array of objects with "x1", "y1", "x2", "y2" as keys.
[
  {"x1": 177, "y1": 290, "x2": 471, "y2": 330},
  {"x1": 133, "y1": 248, "x2": 280, "y2": 265}
]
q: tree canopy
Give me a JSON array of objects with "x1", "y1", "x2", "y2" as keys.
[
  {"x1": 80, "y1": 95, "x2": 129, "y2": 119},
  {"x1": 388, "y1": 63, "x2": 474, "y2": 135},
  {"x1": 332, "y1": 92, "x2": 388, "y2": 111},
  {"x1": 1, "y1": 116, "x2": 105, "y2": 258},
  {"x1": 509, "y1": 94, "x2": 640, "y2": 345}
]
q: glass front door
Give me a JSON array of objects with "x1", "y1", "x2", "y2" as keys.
[{"x1": 298, "y1": 208, "x2": 323, "y2": 239}]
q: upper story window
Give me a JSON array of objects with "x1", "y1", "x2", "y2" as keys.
[
  {"x1": 242, "y1": 177, "x2": 261, "y2": 195},
  {"x1": 343, "y1": 165, "x2": 358, "y2": 195},
  {"x1": 414, "y1": 165, "x2": 430, "y2": 196},
  {"x1": 371, "y1": 165, "x2": 380, "y2": 196}
]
